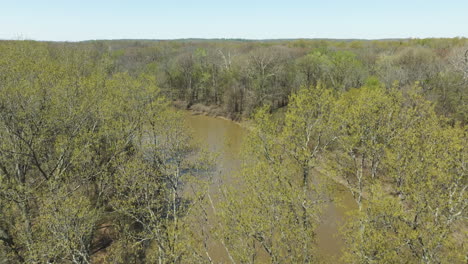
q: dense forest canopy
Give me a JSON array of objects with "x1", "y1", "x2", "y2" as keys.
[
  {"x1": 0, "y1": 39, "x2": 466, "y2": 263},
  {"x1": 98, "y1": 38, "x2": 467, "y2": 123}
]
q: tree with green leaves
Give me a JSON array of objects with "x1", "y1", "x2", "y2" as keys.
[
  {"x1": 0, "y1": 41, "x2": 214, "y2": 264},
  {"x1": 331, "y1": 82, "x2": 467, "y2": 263},
  {"x1": 216, "y1": 84, "x2": 337, "y2": 263}
]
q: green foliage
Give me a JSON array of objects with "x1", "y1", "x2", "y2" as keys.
[
  {"x1": 296, "y1": 51, "x2": 333, "y2": 88},
  {"x1": 0, "y1": 39, "x2": 466, "y2": 264},
  {"x1": 329, "y1": 51, "x2": 367, "y2": 91},
  {"x1": 0, "y1": 41, "x2": 212, "y2": 263},
  {"x1": 329, "y1": 83, "x2": 467, "y2": 263},
  {"x1": 215, "y1": 85, "x2": 339, "y2": 263},
  {"x1": 94, "y1": 38, "x2": 468, "y2": 123}
]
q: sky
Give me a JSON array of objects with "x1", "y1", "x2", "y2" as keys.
[{"x1": 1, "y1": 0, "x2": 467, "y2": 41}]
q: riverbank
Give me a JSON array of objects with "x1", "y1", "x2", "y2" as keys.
[
  {"x1": 173, "y1": 100, "x2": 242, "y2": 120},
  {"x1": 179, "y1": 102, "x2": 358, "y2": 196},
  {"x1": 173, "y1": 100, "x2": 250, "y2": 129}
]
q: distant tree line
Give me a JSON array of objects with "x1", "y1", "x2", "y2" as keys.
[{"x1": 101, "y1": 38, "x2": 467, "y2": 123}]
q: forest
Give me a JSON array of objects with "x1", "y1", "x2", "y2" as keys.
[{"x1": 0, "y1": 38, "x2": 466, "y2": 263}]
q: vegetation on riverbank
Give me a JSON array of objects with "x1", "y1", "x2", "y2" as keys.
[
  {"x1": 0, "y1": 39, "x2": 466, "y2": 263},
  {"x1": 232, "y1": 82, "x2": 466, "y2": 263},
  {"x1": 105, "y1": 37, "x2": 467, "y2": 124}
]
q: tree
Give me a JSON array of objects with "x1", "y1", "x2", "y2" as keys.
[
  {"x1": 0, "y1": 42, "x2": 214, "y2": 263},
  {"x1": 296, "y1": 51, "x2": 333, "y2": 88},
  {"x1": 327, "y1": 79, "x2": 403, "y2": 209},
  {"x1": 332, "y1": 83, "x2": 467, "y2": 263},
  {"x1": 329, "y1": 51, "x2": 367, "y2": 91},
  {"x1": 216, "y1": 84, "x2": 336, "y2": 263},
  {"x1": 0, "y1": 42, "x2": 112, "y2": 263}
]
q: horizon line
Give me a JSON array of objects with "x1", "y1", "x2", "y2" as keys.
[{"x1": 1, "y1": 36, "x2": 467, "y2": 43}]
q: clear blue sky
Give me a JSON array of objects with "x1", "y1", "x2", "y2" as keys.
[{"x1": 1, "y1": 0, "x2": 467, "y2": 41}]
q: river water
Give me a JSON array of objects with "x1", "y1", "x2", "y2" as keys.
[{"x1": 186, "y1": 113, "x2": 355, "y2": 263}]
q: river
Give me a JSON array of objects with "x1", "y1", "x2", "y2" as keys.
[{"x1": 186, "y1": 113, "x2": 355, "y2": 263}]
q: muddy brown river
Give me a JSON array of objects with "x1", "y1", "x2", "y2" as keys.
[{"x1": 186, "y1": 113, "x2": 356, "y2": 263}]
